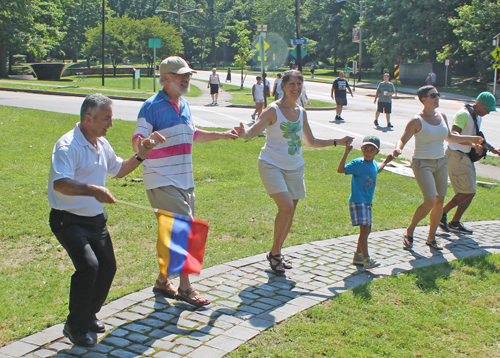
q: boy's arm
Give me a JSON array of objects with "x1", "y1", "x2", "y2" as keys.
[
  {"x1": 337, "y1": 145, "x2": 353, "y2": 173},
  {"x1": 378, "y1": 154, "x2": 394, "y2": 173}
]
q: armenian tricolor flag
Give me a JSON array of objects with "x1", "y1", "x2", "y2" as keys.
[{"x1": 156, "y1": 209, "x2": 209, "y2": 277}]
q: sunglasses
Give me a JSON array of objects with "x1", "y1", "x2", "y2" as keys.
[{"x1": 427, "y1": 92, "x2": 440, "y2": 98}]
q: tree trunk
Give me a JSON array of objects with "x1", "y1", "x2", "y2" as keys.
[
  {"x1": 0, "y1": 40, "x2": 8, "y2": 78},
  {"x1": 8, "y1": 50, "x2": 14, "y2": 75}
]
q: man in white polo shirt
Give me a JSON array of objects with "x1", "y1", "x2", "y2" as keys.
[
  {"x1": 132, "y1": 56, "x2": 238, "y2": 308},
  {"x1": 440, "y1": 92, "x2": 499, "y2": 234},
  {"x1": 48, "y1": 93, "x2": 164, "y2": 347}
]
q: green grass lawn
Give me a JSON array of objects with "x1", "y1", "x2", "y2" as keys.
[
  {"x1": 1, "y1": 105, "x2": 500, "y2": 348},
  {"x1": 0, "y1": 75, "x2": 202, "y2": 98},
  {"x1": 230, "y1": 254, "x2": 500, "y2": 358}
]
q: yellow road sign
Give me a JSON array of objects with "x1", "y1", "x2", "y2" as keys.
[
  {"x1": 255, "y1": 40, "x2": 270, "y2": 52},
  {"x1": 492, "y1": 47, "x2": 500, "y2": 62},
  {"x1": 494, "y1": 64, "x2": 500, "y2": 69},
  {"x1": 394, "y1": 64, "x2": 400, "y2": 79}
]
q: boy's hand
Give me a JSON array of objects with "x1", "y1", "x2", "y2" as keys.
[
  {"x1": 345, "y1": 144, "x2": 353, "y2": 154},
  {"x1": 384, "y1": 154, "x2": 394, "y2": 163}
]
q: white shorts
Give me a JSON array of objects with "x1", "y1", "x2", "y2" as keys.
[{"x1": 258, "y1": 160, "x2": 306, "y2": 200}]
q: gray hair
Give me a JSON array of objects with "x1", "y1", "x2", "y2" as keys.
[{"x1": 80, "y1": 93, "x2": 112, "y2": 122}]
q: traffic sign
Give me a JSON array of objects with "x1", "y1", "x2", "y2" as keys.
[
  {"x1": 257, "y1": 24, "x2": 267, "y2": 32},
  {"x1": 290, "y1": 47, "x2": 307, "y2": 60},
  {"x1": 394, "y1": 64, "x2": 400, "y2": 79},
  {"x1": 492, "y1": 47, "x2": 500, "y2": 62},
  {"x1": 493, "y1": 64, "x2": 500, "y2": 69},
  {"x1": 148, "y1": 38, "x2": 161, "y2": 48},
  {"x1": 292, "y1": 39, "x2": 307, "y2": 45}
]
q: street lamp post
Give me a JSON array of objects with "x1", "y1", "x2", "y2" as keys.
[
  {"x1": 336, "y1": 0, "x2": 363, "y2": 81},
  {"x1": 155, "y1": 6, "x2": 204, "y2": 34}
]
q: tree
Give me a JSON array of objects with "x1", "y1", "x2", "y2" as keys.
[
  {"x1": 83, "y1": 16, "x2": 135, "y2": 75},
  {"x1": 131, "y1": 16, "x2": 183, "y2": 74},
  {"x1": 57, "y1": 0, "x2": 102, "y2": 62},
  {"x1": 448, "y1": 0, "x2": 500, "y2": 80},
  {"x1": 0, "y1": 0, "x2": 63, "y2": 78},
  {"x1": 229, "y1": 20, "x2": 256, "y2": 89},
  {"x1": 360, "y1": 0, "x2": 468, "y2": 70}
]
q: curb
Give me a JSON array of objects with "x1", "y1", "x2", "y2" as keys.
[{"x1": 0, "y1": 86, "x2": 335, "y2": 110}]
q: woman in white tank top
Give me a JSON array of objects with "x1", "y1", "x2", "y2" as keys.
[
  {"x1": 234, "y1": 70, "x2": 354, "y2": 274},
  {"x1": 393, "y1": 86, "x2": 483, "y2": 251}
]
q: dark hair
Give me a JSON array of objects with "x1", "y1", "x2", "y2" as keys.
[
  {"x1": 281, "y1": 70, "x2": 303, "y2": 87},
  {"x1": 276, "y1": 73, "x2": 282, "y2": 78},
  {"x1": 256, "y1": 76, "x2": 262, "y2": 80},
  {"x1": 417, "y1": 85, "x2": 436, "y2": 103},
  {"x1": 80, "y1": 93, "x2": 112, "y2": 122}
]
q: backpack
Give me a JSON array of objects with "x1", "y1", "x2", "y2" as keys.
[{"x1": 464, "y1": 104, "x2": 488, "y2": 162}]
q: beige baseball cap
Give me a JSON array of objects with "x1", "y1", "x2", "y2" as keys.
[{"x1": 159, "y1": 56, "x2": 197, "y2": 75}]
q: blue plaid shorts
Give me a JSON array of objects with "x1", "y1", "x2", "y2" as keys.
[{"x1": 349, "y1": 202, "x2": 372, "y2": 226}]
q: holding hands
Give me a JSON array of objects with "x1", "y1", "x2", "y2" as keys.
[{"x1": 137, "y1": 131, "x2": 166, "y2": 159}]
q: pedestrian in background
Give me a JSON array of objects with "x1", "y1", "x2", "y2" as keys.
[
  {"x1": 331, "y1": 71, "x2": 353, "y2": 121},
  {"x1": 208, "y1": 67, "x2": 220, "y2": 105},
  {"x1": 374, "y1": 73, "x2": 395, "y2": 128},
  {"x1": 251, "y1": 76, "x2": 265, "y2": 122}
]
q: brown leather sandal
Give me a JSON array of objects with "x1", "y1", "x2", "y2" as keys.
[
  {"x1": 176, "y1": 287, "x2": 210, "y2": 307},
  {"x1": 152, "y1": 279, "x2": 177, "y2": 298}
]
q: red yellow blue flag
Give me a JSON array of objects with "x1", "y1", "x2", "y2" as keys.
[{"x1": 156, "y1": 209, "x2": 209, "y2": 277}]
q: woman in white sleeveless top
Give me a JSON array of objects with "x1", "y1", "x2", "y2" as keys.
[
  {"x1": 234, "y1": 70, "x2": 354, "y2": 273},
  {"x1": 393, "y1": 86, "x2": 482, "y2": 250}
]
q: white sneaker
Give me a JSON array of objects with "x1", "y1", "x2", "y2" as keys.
[
  {"x1": 363, "y1": 257, "x2": 380, "y2": 270},
  {"x1": 353, "y1": 252, "x2": 363, "y2": 265}
]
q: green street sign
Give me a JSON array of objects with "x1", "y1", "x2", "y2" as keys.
[
  {"x1": 148, "y1": 38, "x2": 161, "y2": 48},
  {"x1": 290, "y1": 47, "x2": 307, "y2": 60}
]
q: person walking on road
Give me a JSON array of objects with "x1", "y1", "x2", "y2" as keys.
[
  {"x1": 48, "y1": 93, "x2": 164, "y2": 347},
  {"x1": 393, "y1": 86, "x2": 483, "y2": 251},
  {"x1": 331, "y1": 71, "x2": 353, "y2": 121},
  {"x1": 251, "y1": 76, "x2": 265, "y2": 122},
  {"x1": 225, "y1": 66, "x2": 231, "y2": 83},
  {"x1": 273, "y1": 73, "x2": 283, "y2": 101},
  {"x1": 440, "y1": 92, "x2": 500, "y2": 234},
  {"x1": 208, "y1": 67, "x2": 220, "y2": 105},
  {"x1": 374, "y1": 73, "x2": 395, "y2": 128},
  {"x1": 234, "y1": 70, "x2": 354, "y2": 274},
  {"x1": 132, "y1": 56, "x2": 238, "y2": 308}
]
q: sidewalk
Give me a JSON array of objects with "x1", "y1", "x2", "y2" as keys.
[{"x1": 1, "y1": 221, "x2": 499, "y2": 358}]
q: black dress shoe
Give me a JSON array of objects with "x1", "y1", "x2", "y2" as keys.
[
  {"x1": 63, "y1": 324, "x2": 95, "y2": 348},
  {"x1": 89, "y1": 318, "x2": 106, "y2": 333}
]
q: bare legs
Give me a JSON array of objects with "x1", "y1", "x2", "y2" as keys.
[
  {"x1": 356, "y1": 225, "x2": 371, "y2": 258},
  {"x1": 405, "y1": 195, "x2": 445, "y2": 245},
  {"x1": 269, "y1": 192, "x2": 299, "y2": 272},
  {"x1": 336, "y1": 104, "x2": 344, "y2": 118},
  {"x1": 443, "y1": 193, "x2": 475, "y2": 222}
]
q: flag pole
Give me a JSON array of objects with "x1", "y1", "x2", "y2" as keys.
[{"x1": 115, "y1": 199, "x2": 158, "y2": 213}]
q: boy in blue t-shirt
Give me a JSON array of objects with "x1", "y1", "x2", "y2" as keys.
[{"x1": 337, "y1": 135, "x2": 393, "y2": 269}]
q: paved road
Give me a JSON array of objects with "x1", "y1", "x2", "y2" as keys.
[{"x1": 1, "y1": 77, "x2": 499, "y2": 180}]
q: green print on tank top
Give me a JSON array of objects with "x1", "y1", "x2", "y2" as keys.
[{"x1": 280, "y1": 121, "x2": 302, "y2": 155}]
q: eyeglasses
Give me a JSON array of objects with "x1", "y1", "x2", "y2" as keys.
[{"x1": 427, "y1": 92, "x2": 440, "y2": 98}]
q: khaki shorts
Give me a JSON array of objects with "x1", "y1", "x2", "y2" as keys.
[
  {"x1": 146, "y1": 186, "x2": 195, "y2": 218},
  {"x1": 258, "y1": 160, "x2": 306, "y2": 200},
  {"x1": 446, "y1": 147, "x2": 476, "y2": 194},
  {"x1": 411, "y1": 157, "x2": 448, "y2": 198}
]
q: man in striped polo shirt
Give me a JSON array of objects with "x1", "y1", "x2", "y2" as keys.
[{"x1": 132, "y1": 56, "x2": 238, "y2": 307}]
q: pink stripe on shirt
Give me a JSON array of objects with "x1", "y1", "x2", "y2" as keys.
[{"x1": 147, "y1": 143, "x2": 192, "y2": 159}]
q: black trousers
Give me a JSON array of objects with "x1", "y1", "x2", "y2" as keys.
[{"x1": 49, "y1": 209, "x2": 116, "y2": 334}]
